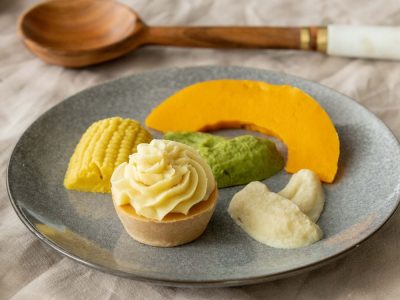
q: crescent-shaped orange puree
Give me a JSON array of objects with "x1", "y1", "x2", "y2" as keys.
[{"x1": 145, "y1": 80, "x2": 340, "y2": 183}]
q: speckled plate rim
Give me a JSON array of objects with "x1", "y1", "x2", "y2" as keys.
[{"x1": 6, "y1": 66, "x2": 400, "y2": 288}]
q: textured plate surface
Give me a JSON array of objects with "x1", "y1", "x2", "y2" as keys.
[{"x1": 7, "y1": 66, "x2": 400, "y2": 287}]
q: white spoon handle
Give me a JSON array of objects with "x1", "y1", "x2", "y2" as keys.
[{"x1": 327, "y1": 25, "x2": 400, "y2": 60}]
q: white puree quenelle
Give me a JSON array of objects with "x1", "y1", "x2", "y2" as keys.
[
  {"x1": 111, "y1": 139, "x2": 215, "y2": 221},
  {"x1": 228, "y1": 169, "x2": 324, "y2": 249},
  {"x1": 278, "y1": 169, "x2": 325, "y2": 222}
]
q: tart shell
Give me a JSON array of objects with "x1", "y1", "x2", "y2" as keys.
[{"x1": 112, "y1": 188, "x2": 218, "y2": 247}]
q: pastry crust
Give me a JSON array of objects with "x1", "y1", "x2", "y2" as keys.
[{"x1": 112, "y1": 188, "x2": 218, "y2": 247}]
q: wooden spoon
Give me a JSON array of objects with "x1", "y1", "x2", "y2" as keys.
[{"x1": 18, "y1": 0, "x2": 328, "y2": 67}]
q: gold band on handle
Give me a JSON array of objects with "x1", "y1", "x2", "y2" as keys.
[
  {"x1": 316, "y1": 27, "x2": 327, "y2": 53},
  {"x1": 300, "y1": 28, "x2": 311, "y2": 50}
]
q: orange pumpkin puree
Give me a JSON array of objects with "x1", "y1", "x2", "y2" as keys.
[{"x1": 145, "y1": 80, "x2": 340, "y2": 183}]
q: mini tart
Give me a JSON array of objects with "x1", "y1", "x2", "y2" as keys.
[{"x1": 112, "y1": 188, "x2": 218, "y2": 247}]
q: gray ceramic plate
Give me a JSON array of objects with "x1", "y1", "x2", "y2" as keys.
[{"x1": 7, "y1": 66, "x2": 400, "y2": 287}]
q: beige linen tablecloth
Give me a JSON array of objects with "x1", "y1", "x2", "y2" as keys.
[{"x1": 1, "y1": 0, "x2": 400, "y2": 299}]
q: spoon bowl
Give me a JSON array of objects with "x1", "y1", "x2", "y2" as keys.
[{"x1": 18, "y1": 0, "x2": 145, "y2": 67}]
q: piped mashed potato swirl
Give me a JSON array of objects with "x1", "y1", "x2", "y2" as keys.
[{"x1": 111, "y1": 139, "x2": 215, "y2": 221}]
